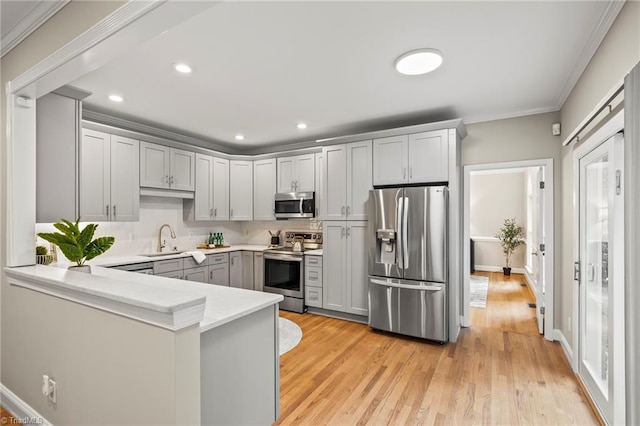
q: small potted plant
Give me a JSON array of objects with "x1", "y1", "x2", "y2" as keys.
[
  {"x1": 37, "y1": 218, "x2": 114, "y2": 273},
  {"x1": 496, "y1": 218, "x2": 525, "y2": 276}
]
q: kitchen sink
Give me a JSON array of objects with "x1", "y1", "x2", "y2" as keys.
[{"x1": 140, "y1": 251, "x2": 186, "y2": 258}]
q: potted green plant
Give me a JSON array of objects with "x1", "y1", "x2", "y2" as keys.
[
  {"x1": 37, "y1": 218, "x2": 114, "y2": 272},
  {"x1": 496, "y1": 218, "x2": 525, "y2": 276}
]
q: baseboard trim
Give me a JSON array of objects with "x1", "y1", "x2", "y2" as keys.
[
  {"x1": 0, "y1": 383, "x2": 51, "y2": 425},
  {"x1": 306, "y1": 307, "x2": 368, "y2": 324},
  {"x1": 474, "y1": 265, "x2": 526, "y2": 274},
  {"x1": 553, "y1": 329, "x2": 574, "y2": 368}
]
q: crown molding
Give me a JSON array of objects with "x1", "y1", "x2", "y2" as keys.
[
  {"x1": 554, "y1": 0, "x2": 626, "y2": 110},
  {"x1": 0, "y1": 0, "x2": 69, "y2": 58}
]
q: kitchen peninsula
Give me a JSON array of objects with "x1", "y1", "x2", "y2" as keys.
[{"x1": 3, "y1": 259, "x2": 282, "y2": 425}]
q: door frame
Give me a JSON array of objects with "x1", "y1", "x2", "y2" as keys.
[
  {"x1": 571, "y1": 109, "x2": 625, "y2": 423},
  {"x1": 462, "y1": 158, "x2": 555, "y2": 341}
]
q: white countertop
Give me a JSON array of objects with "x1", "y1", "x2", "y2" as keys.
[
  {"x1": 86, "y1": 244, "x2": 272, "y2": 268},
  {"x1": 4, "y1": 262, "x2": 282, "y2": 333}
]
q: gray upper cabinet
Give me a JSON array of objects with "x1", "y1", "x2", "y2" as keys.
[
  {"x1": 230, "y1": 160, "x2": 253, "y2": 221},
  {"x1": 80, "y1": 129, "x2": 139, "y2": 222},
  {"x1": 140, "y1": 141, "x2": 195, "y2": 191},
  {"x1": 276, "y1": 154, "x2": 315, "y2": 193},
  {"x1": 373, "y1": 130, "x2": 448, "y2": 186},
  {"x1": 36, "y1": 92, "x2": 83, "y2": 223},
  {"x1": 193, "y1": 153, "x2": 215, "y2": 221},
  {"x1": 212, "y1": 157, "x2": 230, "y2": 221},
  {"x1": 253, "y1": 159, "x2": 276, "y2": 220}
]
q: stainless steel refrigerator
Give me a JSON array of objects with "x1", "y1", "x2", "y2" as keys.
[{"x1": 368, "y1": 186, "x2": 448, "y2": 342}]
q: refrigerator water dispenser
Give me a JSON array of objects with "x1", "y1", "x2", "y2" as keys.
[{"x1": 376, "y1": 229, "x2": 396, "y2": 264}]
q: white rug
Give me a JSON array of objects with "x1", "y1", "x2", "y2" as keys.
[
  {"x1": 470, "y1": 276, "x2": 489, "y2": 308},
  {"x1": 279, "y1": 317, "x2": 302, "y2": 356}
]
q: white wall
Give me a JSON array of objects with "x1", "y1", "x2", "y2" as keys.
[
  {"x1": 1, "y1": 0, "x2": 125, "y2": 397},
  {"x1": 558, "y1": 0, "x2": 640, "y2": 349},
  {"x1": 470, "y1": 171, "x2": 527, "y2": 270}
]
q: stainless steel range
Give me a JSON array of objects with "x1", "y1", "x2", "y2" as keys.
[{"x1": 263, "y1": 230, "x2": 322, "y2": 313}]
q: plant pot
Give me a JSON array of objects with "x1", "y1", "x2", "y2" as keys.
[
  {"x1": 503, "y1": 267, "x2": 511, "y2": 276},
  {"x1": 68, "y1": 265, "x2": 91, "y2": 274}
]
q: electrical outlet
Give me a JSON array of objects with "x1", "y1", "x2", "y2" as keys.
[
  {"x1": 42, "y1": 375, "x2": 49, "y2": 396},
  {"x1": 48, "y1": 378, "x2": 57, "y2": 403},
  {"x1": 568, "y1": 317, "x2": 572, "y2": 332}
]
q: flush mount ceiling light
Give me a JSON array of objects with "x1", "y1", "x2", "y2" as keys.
[
  {"x1": 234, "y1": 134, "x2": 245, "y2": 141},
  {"x1": 108, "y1": 94, "x2": 124, "y2": 102},
  {"x1": 173, "y1": 62, "x2": 192, "y2": 74},
  {"x1": 395, "y1": 49, "x2": 443, "y2": 76},
  {"x1": 297, "y1": 123, "x2": 308, "y2": 130}
]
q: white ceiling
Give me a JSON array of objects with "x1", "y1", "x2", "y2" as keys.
[{"x1": 71, "y1": 1, "x2": 619, "y2": 152}]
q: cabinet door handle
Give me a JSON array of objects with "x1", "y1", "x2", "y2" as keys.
[
  {"x1": 341, "y1": 227, "x2": 345, "y2": 238},
  {"x1": 210, "y1": 270, "x2": 213, "y2": 280},
  {"x1": 346, "y1": 206, "x2": 350, "y2": 216},
  {"x1": 214, "y1": 208, "x2": 217, "y2": 217},
  {"x1": 165, "y1": 175, "x2": 170, "y2": 185},
  {"x1": 403, "y1": 168, "x2": 407, "y2": 179},
  {"x1": 347, "y1": 227, "x2": 351, "y2": 237},
  {"x1": 210, "y1": 208, "x2": 213, "y2": 216},
  {"x1": 409, "y1": 168, "x2": 413, "y2": 179},
  {"x1": 106, "y1": 205, "x2": 110, "y2": 218},
  {"x1": 341, "y1": 206, "x2": 345, "y2": 216},
  {"x1": 291, "y1": 181, "x2": 295, "y2": 191},
  {"x1": 231, "y1": 208, "x2": 234, "y2": 217},
  {"x1": 113, "y1": 205, "x2": 116, "y2": 219}
]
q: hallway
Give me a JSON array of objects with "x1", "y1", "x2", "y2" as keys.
[{"x1": 277, "y1": 272, "x2": 597, "y2": 425}]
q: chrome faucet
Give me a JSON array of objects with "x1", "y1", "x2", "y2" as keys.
[{"x1": 157, "y1": 224, "x2": 177, "y2": 253}]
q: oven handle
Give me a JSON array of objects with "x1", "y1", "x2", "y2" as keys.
[{"x1": 264, "y1": 253, "x2": 304, "y2": 262}]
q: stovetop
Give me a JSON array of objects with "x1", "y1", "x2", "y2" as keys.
[{"x1": 264, "y1": 230, "x2": 322, "y2": 255}]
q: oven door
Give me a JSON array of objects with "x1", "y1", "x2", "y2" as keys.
[{"x1": 264, "y1": 254, "x2": 304, "y2": 298}]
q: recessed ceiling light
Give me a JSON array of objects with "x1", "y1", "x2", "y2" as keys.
[
  {"x1": 395, "y1": 49, "x2": 443, "y2": 76},
  {"x1": 235, "y1": 134, "x2": 245, "y2": 141},
  {"x1": 108, "y1": 94, "x2": 124, "y2": 102},
  {"x1": 297, "y1": 123, "x2": 308, "y2": 130},
  {"x1": 173, "y1": 62, "x2": 192, "y2": 74}
]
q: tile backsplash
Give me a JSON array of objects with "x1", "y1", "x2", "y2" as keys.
[{"x1": 35, "y1": 196, "x2": 323, "y2": 260}]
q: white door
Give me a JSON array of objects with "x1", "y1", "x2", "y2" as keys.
[
  {"x1": 194, "y1": 154, "x2": 214, "y2": 221},
  {"x1": 212, "y1": 157, "x2": 229, "y2": 221},
  {"x1": 276, "y1": 157, "x2": 295, "y2": 192},
  {"x1": 140, "y1": 141, "x2": 170, "y2": 188},
  {"x1": 295, "y1": 154, "x2": 316, "y2": 192},
  {"x1": 230, "y1": 160, "x2": 253, "y2": 220},
  {"x1": 346, "y1": 140, "x2": 372, "y2": 220},
  {"x1": 407, "y1": 130, "x2": 448, "y2": 183},
  {"x1": 534, "y1": 167, "x2": 545, "y2": 334},
  {"x1": 80, "y1": 129, "x2": 110, "y2": 221},
  {"x1": 577, "y1": 133, "x2": 625, "y2": 425},
  {"x1": 346, "y1": 222, "x2": 368, "y2": 315},
  {"x1": 323, "y1": 222, "x2": 346, "y2": 312},
  {"x1": 110, "y1": 135, "x2": 139, "y2": 221},
  {"x1": 253, "y1": 159, "x2": 276, "y2": 220},
  {"x1": 170, "y1": 148, "x2": 195, "y2": 191},
  {"x1": 323, "y1": 144, "x2": 347, "y2": 220},
  {"x1": 373, "y1": 135, "x2": 408, "y2": 186}
]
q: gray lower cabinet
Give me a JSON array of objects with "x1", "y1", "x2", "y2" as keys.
[
  {"x1": 154, "y1": 258, "x2": 184, "y2": 275},
  {"x1": 242, "y1": 251, "x2": 254, "y2": 290},
  {"x1": 156, "y1": 270, "x2": 183, "y2": 280},
  {"x1": 208, "y1": 253, "x2": 230, "y2": 286},
  {"x1": 254, "y1": 252, "x2": 264, "y2": 292},
  {"x1": 305, "y1": 255, "x2": 323, "y2": 308},
  {"x1": 229, "y1": 252, "x2": 243, "y2": 288},
  {"x1": 183, "y1": 266, "x2": 208, "y2": 283}
]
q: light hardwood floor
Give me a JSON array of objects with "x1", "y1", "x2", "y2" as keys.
[{"x1": 278, "y1": 272, "x2": 597, "y2": 425}]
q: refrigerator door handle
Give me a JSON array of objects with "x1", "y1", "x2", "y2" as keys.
[
  {"x1": 395, "y1": 195, "x2": 404, "y2": 269},
  {"x1": 370, "y1": 278, "x2": 442, "y2": 291},
  {"x1": 402, "y1": 196, "x2": 409, "y2": 270}
]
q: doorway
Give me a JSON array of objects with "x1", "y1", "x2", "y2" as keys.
[
  {"x1": 462, "y1": 159, "x2": 554, "y2": 341},
  {"x1": 572, "y1": 110, "x2": 625, "y2": 425}
]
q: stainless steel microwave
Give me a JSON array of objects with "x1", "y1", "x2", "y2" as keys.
[{"x1": 274, "y1": 192, "x2": 315, "y2": 219}]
